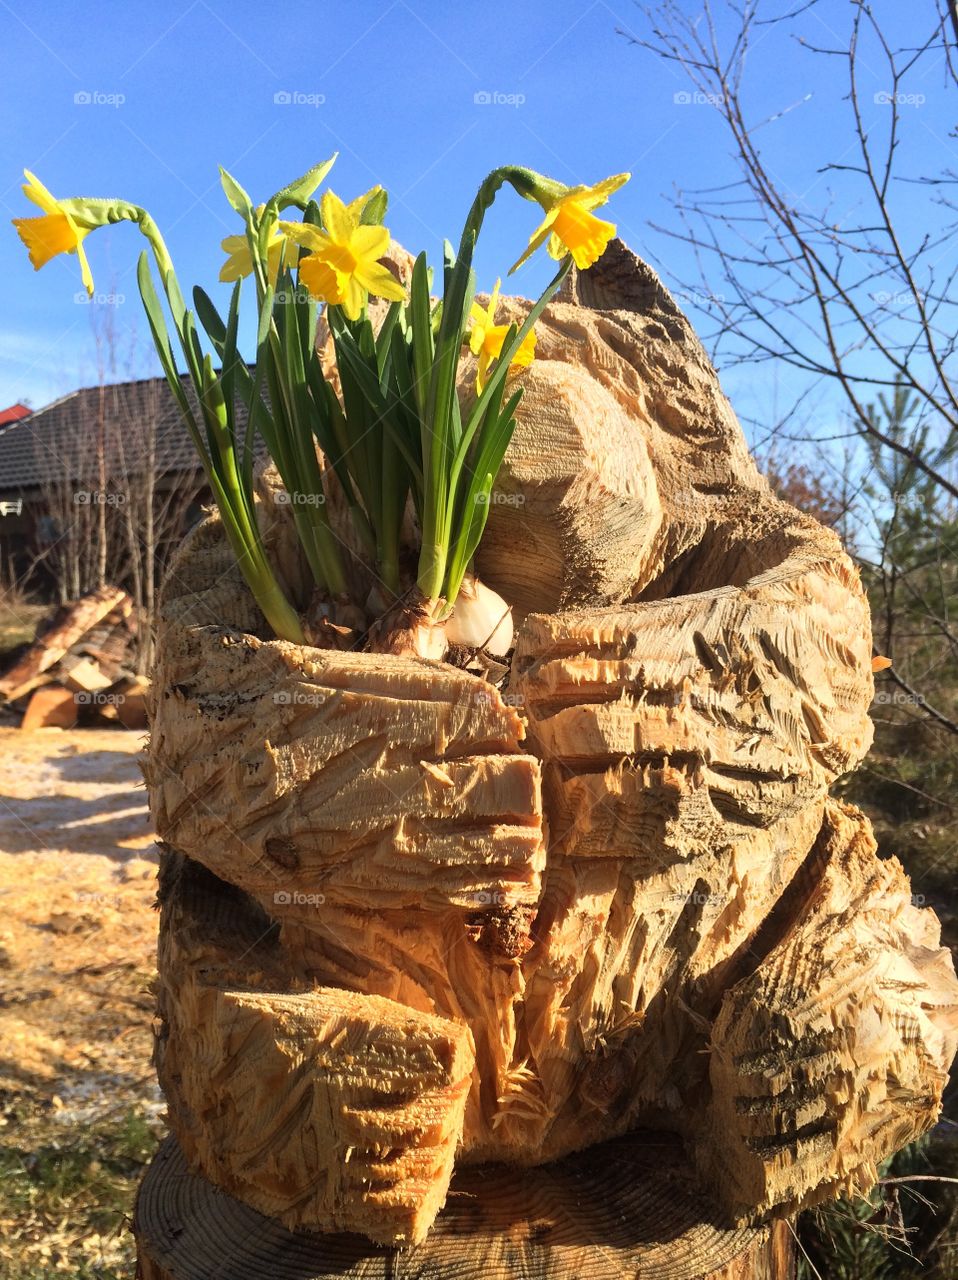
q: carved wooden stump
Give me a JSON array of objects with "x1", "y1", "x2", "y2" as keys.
[
  {"x1": 134, "y1": 1128, "x2": 794, "y2": 1280},
  {"x1": 137, "y1": 241, "x2": 958, "y2": 1277}
]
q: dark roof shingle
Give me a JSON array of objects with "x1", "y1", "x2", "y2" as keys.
[{"x1": 0, "y1": 375, "x2": 256, "y2": 494}]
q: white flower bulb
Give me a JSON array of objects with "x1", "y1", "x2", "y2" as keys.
[{"x1": 446, "y1": 575, "x2": 514, "y2": 656}]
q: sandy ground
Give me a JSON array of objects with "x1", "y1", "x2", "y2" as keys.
[{"x1": 0, "y1": 727, "x2": 161, "y2": 1274}]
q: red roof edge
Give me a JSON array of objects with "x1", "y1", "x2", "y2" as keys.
[{"x1": 0, "y1": 403, "x2": 31, "y2": 426}]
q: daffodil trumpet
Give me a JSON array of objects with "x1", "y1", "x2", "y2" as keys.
[
  {"x1": 510, "y1": 172, "x2": 630, "y2": 273},
  {"x1": 13, "y1": 171, "x2": 101, "y2": 296},
  {"x1": 444, "y1": 162, "x2": 630, "y2": 275},
  {"x1": 281, "y1": 189, "x2": 405, "y2": 321}
]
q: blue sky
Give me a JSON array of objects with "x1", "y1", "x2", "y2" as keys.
[{"x1": 1, "y1": 0, "x2": 954, "y2": 455}]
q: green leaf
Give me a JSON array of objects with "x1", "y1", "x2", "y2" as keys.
[
  {"x1": 423, "y1": 238, "x2": 475, "y2": 530},
  {"x1": 220, "y1": 283, "x2": 251, "y2": 487},
  {"x1": 136, "y1": 253, "x2": 203, "y2": 454},
  {"x1": 268, "y1": 154, "x2": 338, "y2": 213},
  {"x1": 219, "y1": 167, "x2": 253, "y2": 219},
  {"x1": 334, "y1": 321, "x2": 378, "y2": 514},
  {"x1": 305, "y1": 359, "x2": 361, "y2": 513},
  {"x1": 468, "y1": 393, "x2": 522, "y2": 519},
  {"x1": 200, "y1": 352, "x2": 229, "y2": 441},
  {"x1": 446, "y1": 395, "x2": 521, "y2": 601},
  {"x1": 248, "y1": 281, "x2": 277, "y2": 450},
  {"x1": 194, "y1": 283, "x2": 271, "y2": 459},
  {"x1": 445, "y1": 471, "x2": 494, "y2": 604},
  {"x1": 160, "y1": 264, "x2": 190, "y2": 339},
  {"x1": 360, "y1": 187, "x2": 388, "y2": 226},
  {"x1": 219, "y1": 283, "x2": 241, "y2": 407},
  {"x1": 329, "y1": 312, "x2": 390, "y2": 420},
  {"x1": 304, "y1": 284, "x2": 319, "y2": 354},
  {"x1": 375, "y1": 301, "x2": 402, "y2": 379},
  {"x1": 332, "y1": 311, "x2": 423, "y2": 492},
  {"x1": 136, "y1": 233, "x2": 301, "y2": 641},
  {"x1": 429, "y1": 235, "x2": 475, "y2": 443},
  {"x1": 386, "y1": 323, "x2": 425, "y2": 502},
  {"x1": 192, "y1": 285, "x2": 226, "y2": 347},
  {"x1": 447, "y1": 344, "x2": 509, "y2": 507},
  {"x1": 409, "y1": 253, "x2": 434, "y2": 423},
  {"x1": 442, "y1": 238, "x2": 456, "y2": 281}
]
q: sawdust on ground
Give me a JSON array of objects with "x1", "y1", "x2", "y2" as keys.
[{"x1": 0, "y1": 727, "x2": 161, "y2": 1276}]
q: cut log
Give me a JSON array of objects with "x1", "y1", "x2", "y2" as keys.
[
  {"x1": 21, "y1": 683, "x2": 78, "y2": 730},
  {"x1": 75, "y1": 612, "x2": 137, "y2": 683},
  {"x1": 59, "y1": 653, "x2": 114, "y2": 694},
  {"x1": 507, "y1": 506, "x2": 874, "y2": 930},
  {"x1": 0, "y1": 585, "x2": 131, "y2": 702},
  {"x1": 149, "y1": 512, "x2": 955, "y2": 1224},
  {"x1": 162, "y1": 982, "x2": 473, "y2": 1244},
  {"x1": 134, "y1": 1132, "x2": 794, "y2": 1280},
  {"x1": 113, "y1": 675, "x2": 150, "y2": 729}
]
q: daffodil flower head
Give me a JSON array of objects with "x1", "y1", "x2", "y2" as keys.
[
  {"x1": 511, "y1": 172, "x2": 630, "y2": 274},
  {"x1": 281, "y1": 188, "x2": 405, "y2": 321},
  {"x1": 12, "y1": 170, "x2": 100, "y2": 295},
  {"x1": 467, "y1": 279, "x2": 537, "y2": 394},
  {"x1": 220, "y1": 205, "x2": 290, "y2": 285}
]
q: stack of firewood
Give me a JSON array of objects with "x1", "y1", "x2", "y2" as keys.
[{"x1": 0, "y1": 586, "x2": 148, "y2": 729}]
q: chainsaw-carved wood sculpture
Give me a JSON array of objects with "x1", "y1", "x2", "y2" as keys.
[{"x1": 142, "y1": 241, "x2": 958, "y2": 1266}]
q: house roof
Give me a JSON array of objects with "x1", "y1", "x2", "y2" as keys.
[
  {"x1": 0, "y1": 403, "x2": 31, "y2": 427},
  {"x1": 0, "y1": 376, "x2": 256, "y2": 494}
]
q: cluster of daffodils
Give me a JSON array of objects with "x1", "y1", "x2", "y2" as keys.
[{"x1": 14, "y1": 159, "x2": 629, "y2": 658}]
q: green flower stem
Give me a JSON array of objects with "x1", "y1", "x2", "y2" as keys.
[
  {"x1": 417, "y1": 542, "x2": 446, "y2": 604},
  {"x1": 209, "y1": 470, "x2": 306, "y2": 643},
  {"x1": 268, "y1": 343, "x2": 348, "y2": 598},
  {"x1": 379, "y1": 430, "x2": 403, "y2": 598},
  {"x1": 247, "y1": 225, "x2": 348, "y2": 600},
  {"x1": 131, "y1": 209, "x2": 306, "y2": 643},
  {"x1": 460, "y1": 167, "x2": 564, "y2": 257},
  {"x1": 414, "y1": 168, "x2": 572, "y2": 611}
]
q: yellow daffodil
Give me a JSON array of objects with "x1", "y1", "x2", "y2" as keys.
[
  {"x1": 281, "y1": 188, "x2": 405, "y2": 320},
  {"x1": 12, "y1": 170, "x2": 96, "y2": 295},
  {"x1": 220, "y1": 206, "x2": 291, "y2": 285},
  {"x1": 511, "y1": 172, "x2": 630, "y2": 273},
  {"x1": 467, "y1": 280, "x2": 536, "y2": 394}
]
